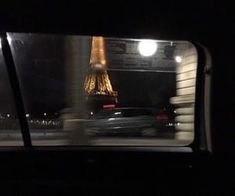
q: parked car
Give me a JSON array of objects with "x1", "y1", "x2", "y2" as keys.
[{"x1": 86, "y1": 107, "x2": 175, "y2": 137}]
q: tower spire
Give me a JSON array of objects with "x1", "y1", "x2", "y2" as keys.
[{"x1": 84, "y1": 36, "x2": 117, "y2": 109}]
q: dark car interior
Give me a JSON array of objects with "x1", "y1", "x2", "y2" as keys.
[{"x1": 0, "y1": 1, "x2": 234, "y2": 195}]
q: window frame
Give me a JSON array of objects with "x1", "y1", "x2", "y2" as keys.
[{"x1": 0, "y1": 32, "x2": 212, "y2": 153}]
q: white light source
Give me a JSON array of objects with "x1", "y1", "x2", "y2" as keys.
[
  {"x1": 175, "y1": 56, "x2": 182, "y2": 63},
  {"x1": 92, "y1": 64, "x2": 105, "y2": 70},
  {"x1": 26, "y1": 114, "x2": 30, "y2": 118},
  {"x1": 138, "y1": 40, "x2": 158, "y2": 57},
  {"x1": 7, "y1": 35, "x2": 12, "y2": 45},
  {"x1": 7, "y1": 114, "x2": 10, "y2": 118},
  {"x1": 44, "y1": 113, "x2": 47, "y2": 116}
]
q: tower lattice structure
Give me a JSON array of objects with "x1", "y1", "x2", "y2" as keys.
[{"x1": 84, "y1": 36, "x2": 117, "y2": 104}]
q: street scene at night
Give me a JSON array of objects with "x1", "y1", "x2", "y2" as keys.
[{"x1": 0, "y1": 33, "x2": 196, "y2": 146}]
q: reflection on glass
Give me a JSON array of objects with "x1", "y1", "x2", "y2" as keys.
[
  {"x1": 8, "y1": 33, "x2": 197, "y2": 146},
  {"x1": 0, "y1": 44, "x2": 23, "y2": 146}
]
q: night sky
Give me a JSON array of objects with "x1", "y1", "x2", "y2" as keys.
[{"x1": 0, "y1": 33, "x2": 180, "y2": 116}]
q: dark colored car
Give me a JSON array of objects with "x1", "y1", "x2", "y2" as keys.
[{"x1": 86, "y1": 107, "x2": 175, "y2": 137}]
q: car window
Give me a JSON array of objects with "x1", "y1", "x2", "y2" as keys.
[
  {"x1": 139, "y1": 109, "x2": 154, "y2": 116},
  {"x1": 122, "y1": 109, "x2": 147, "y2": 117},
  {"x1": 8, "y1": 33, "x2": 197, "y2": 146},
  {"x1": 93, "y1": 109, "x2": 122, "y2": 119},
  {"x1": 0, "y1": 42, "x2": 23, "y2": 146}
]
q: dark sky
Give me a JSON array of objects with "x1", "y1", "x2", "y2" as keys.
[
  {"x1": 109, "y1": 71, "x2": 175, "y2": 107},
  {"x1": 0, "y1": 53, "x2": 17, "y2": 115}
]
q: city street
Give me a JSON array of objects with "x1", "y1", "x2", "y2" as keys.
[{"x1": 0, "y1": 129, "x2": 192, "y2": 147}]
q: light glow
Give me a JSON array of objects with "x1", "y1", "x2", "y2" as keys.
[
  {"x1": 7, "y1": 36, "x2": 12, "y2": 45},
  {"x1": 103, "y1": 104, "x2": 115, "y2": 109},
  {"x1": 138, "y1": 40, "x2": 158, "y2": 57},
  {"x1": 175, "y1": 56, "x2": 182, "y2": 63}
]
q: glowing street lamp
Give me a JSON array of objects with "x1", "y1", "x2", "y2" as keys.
[{"x1": 138, "y1": 40, "x2": 158, "y2": 57}]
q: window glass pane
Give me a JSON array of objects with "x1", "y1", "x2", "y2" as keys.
[
  {"x1": 9, "y1": 33, "x2": 197, "y2": 146},
  {"x1": 0, "y1": 41, "x2": 23, "y2": 146}
]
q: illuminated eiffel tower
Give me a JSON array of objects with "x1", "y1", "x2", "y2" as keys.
[{"x1": 84, "y1": 36, "x2": 118, "y2": 110}]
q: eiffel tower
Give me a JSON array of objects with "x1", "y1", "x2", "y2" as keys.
[{"x1": 84, "y1": 36, "x2": 118, "y2": 111}]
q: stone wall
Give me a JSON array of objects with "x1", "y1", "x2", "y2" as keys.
[{"x1": 170, "y1": 46, "x2": 197, "y2": 141}]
